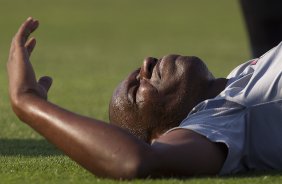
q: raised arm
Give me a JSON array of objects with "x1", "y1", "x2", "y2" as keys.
[
  {"x1": 7, "y1": 18, "x2": 226, "y2": 179},
  {"x1": 7, "y1": 17, "x2": 158, "y2": 179}
]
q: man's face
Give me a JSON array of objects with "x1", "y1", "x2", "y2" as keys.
[{"x1": 109, "y1": 55, "x2": 213, "y2": 142}]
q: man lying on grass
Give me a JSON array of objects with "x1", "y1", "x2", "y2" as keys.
[{"x1": 7, "y1": 17, "x2": 282, "y2": 179}]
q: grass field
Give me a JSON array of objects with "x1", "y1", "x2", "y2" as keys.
[{"x1": 0, "y1": 0, "x2": 281, "y2": 183}]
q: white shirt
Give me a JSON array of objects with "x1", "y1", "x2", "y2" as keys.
[{"x1": 171, "y1": 42, "x2": 282, "y2": 174}]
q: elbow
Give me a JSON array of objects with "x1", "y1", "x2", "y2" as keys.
[
  {"x1": 101, "y1": 152, "x2": 154, "y2": 180},
  {"x1": 119, "y1": 147, "x2": 160, "y2": 180},
  {"x1": 110, "y1": 157, "x2": 149, "y2": 180},
  {"x1": 125, "y1": 157, "x2": 152, "y2": 180}
]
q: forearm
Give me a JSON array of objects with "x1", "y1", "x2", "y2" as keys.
[
  {"x1": 8, "y1": 18, "x2": 158, "y2": 179},
  {"x1": 12, "y1": 94, "x2": 154, "y2": 179}
]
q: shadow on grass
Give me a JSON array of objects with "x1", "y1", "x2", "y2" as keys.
[
  {"x1": 174, "y1": 171, "x2": 282, "y2": 182},
  {"x1": 0, "y1": 139, "x2": 63, "y2": 156},
  {"x1": 218, "y1": 170, "x2": 282, "y2": 180}
]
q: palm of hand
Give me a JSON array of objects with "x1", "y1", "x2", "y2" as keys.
[{"x1": 7, "y1": 17, "x2": 52, "y2": 102}]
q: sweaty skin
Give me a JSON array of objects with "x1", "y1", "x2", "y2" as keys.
[
  {"x1": 7, "y1": 17, "x2": 227, "y2": 179},
  {"x1": 109, "y1": 55, "x2": 228, "y2": 143}
]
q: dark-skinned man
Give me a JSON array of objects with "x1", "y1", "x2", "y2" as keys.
[{"x1": 7, "y1": 17, "x2": 282, "y2": 179}]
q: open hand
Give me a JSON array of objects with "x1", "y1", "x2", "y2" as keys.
[{"x1": 7, "y1": 17, "x2": 52, "y2": 105}]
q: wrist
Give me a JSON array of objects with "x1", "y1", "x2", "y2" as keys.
[{"x1": 10, "y1": 92, "x2": 43, "y2": 121}]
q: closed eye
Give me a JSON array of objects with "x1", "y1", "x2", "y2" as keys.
[{"x1": 133, "y1": 83, "x2": 140, "y2": 103}]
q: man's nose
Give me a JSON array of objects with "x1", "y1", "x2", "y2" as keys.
[{"x1": 140, "y1": 57, "x2": 158, "y2": 79}]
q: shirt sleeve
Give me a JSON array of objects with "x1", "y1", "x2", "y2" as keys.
[
  {"x1": 222, "y1": 42, "x2": 282, "y2": 107},
  {"x1": 166, "y1": 99, "x2": 247, "y2": 174},
  {"x1": 242, "y1": 42, "x2": 282, "y2": 106}
]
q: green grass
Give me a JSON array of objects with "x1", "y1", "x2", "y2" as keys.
[{"x1": 1, "y1": 0, "x2": 280, "y2": 183}]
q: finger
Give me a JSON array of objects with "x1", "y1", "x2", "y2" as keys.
[
  {"x1": 38, "y1": 76, "x2": 53, "y2": 92},
  {"x1": 14, "y1": 17, "x2": 39, "y2": 47},
  {"x1": 25, "y1": 37, "x2": 36, "y2": 56}
]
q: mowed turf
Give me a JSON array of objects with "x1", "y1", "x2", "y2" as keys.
[{"x1": 0, "y1": 0, "x2": 282, "y2": 183}]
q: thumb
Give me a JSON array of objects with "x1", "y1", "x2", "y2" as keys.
[{"x1": 38, "y1": 76, "x2": 53, "y2": 92}]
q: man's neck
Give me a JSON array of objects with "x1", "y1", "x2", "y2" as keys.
[{"x1": 206, "y1": 78, "x2": 228, "y2": 99}]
